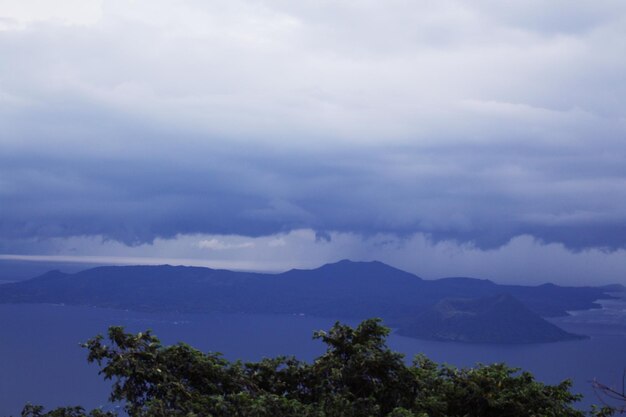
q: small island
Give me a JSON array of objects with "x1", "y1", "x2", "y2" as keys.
[{"x1": 397, "y1": 294, "x2": 586, "y2": 343}]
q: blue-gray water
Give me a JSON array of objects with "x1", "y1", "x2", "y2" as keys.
[{"x1": 2, "y1": 299, "x2": 626, "y2": 416}]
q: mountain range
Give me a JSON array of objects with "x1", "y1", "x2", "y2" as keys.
[{"x1": 0, "y1": 260, "x2": 617, "y2": 343}]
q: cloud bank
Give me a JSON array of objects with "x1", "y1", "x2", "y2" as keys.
[
  {"x1": 3, "y1": 230, "x2": 626, "y2": 286},
  {"x1": 1, "y1": 0, "x2": 626, "y2": 264}
]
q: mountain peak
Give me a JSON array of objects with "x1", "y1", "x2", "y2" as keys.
[
  {"x1": 318, "y1": 259, "x2": 418, "y2": 274},
  {"x1": 31, "y1": 269, "x2": 69, "y2": 281}
]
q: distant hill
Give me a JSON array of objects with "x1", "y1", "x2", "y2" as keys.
[
  {"x1": 599, "y1": 283, "x2": 626, "y2": 292},
  {"x1": 0, "y1": 260, "x2": 615, "y2": 343},
  {"x1": 396, "y1": 294, "x2": 586, "y2": 344}
]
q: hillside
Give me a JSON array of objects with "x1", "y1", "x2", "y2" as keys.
[{"x1": 397, "y1": 294, "x2": 586, "y2": 343}]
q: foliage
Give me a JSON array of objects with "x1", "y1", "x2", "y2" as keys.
[{"x1": 19, "y1": 319, "x2": 612, "y2": 417}]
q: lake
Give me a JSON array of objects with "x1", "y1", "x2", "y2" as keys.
[{"x1": 1, "y1": 299, "x2": 626, "y2": 416}]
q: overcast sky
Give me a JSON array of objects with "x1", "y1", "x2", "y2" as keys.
[{"x1": 1, "y1": 0, "x2": 625, "y2": 285}]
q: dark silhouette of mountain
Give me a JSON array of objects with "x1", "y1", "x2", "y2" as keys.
[
  {"x1": 0, "y1": 260, "x2": 615, "y2": 343},
  {"x1": 396, "y1": 294, "x2": 586, "y2": 343}
]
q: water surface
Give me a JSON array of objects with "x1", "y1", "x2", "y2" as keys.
[{"x1": 1, "y1": 300, "x2": 626, "y2": 416}]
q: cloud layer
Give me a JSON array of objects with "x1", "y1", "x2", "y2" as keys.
[
  {"x1": 3, "y1": 230, "x2": 626, "y2": 286},
  {"x1": 1, "y1": 0, "x2": 626, "y2": 258}
]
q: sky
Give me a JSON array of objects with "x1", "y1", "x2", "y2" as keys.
[{"x1": 1, "y1": 0, "x2": 625, "y2": 285}]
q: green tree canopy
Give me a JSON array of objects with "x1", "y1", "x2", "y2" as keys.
[{"x1": 20, "y1": 319, "x2": 613, "y2": 417}]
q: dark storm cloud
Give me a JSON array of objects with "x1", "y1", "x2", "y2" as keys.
[
  {"x1": 1, "y1": 0, "x2": 626, "y2": 252},
  {"x1": 2, "y1": 102, "x2": 625, "y2": 251}
]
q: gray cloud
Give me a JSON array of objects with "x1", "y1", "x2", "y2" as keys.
[
  {"x1": 1, "y1": 0, "x2": 626, "y2": 253},
  {"x1": 3, "y1": 231, "x2": 626, "y2": 285}
]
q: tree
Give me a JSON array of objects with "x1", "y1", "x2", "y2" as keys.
[{"x1": 20, "y1": 319, "x2": 610, "y2": 417}]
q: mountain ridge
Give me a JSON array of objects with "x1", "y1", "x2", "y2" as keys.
[{"x1": 0, "y1": 260, "x2": 615, "y2": 343}]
